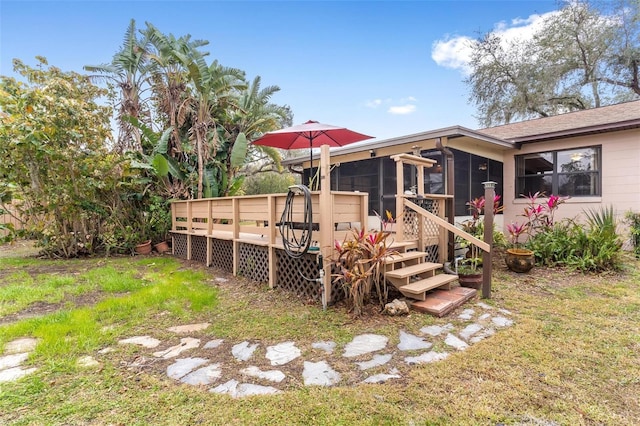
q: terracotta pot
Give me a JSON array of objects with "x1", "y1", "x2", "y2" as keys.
[
  {"x1": 505, "y1": 248, "x2": 535, "y2": 273},
  {"x1": 458, "y1": 272, "x2": 483, "y2": 290},
  {"x1": 154, "y1": 241, "x2": 170, "y2": 254},
  {"x1": 134, "y1": 240, "x2": 152, "y2": 255}
]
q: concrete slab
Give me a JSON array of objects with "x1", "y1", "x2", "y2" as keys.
[
  {"x1": 0, "y1": 352, "x2": 28, "y2": 370},
  {"x1": 405, "y1": 351, "x2": 449, "y2": 365},
  {"x1": 302, "y1": 361, "x2": 341, "y2": 386},
  {"x1": 180, "y1": 363, "x2": 222, "y2": 385},
  {"x1": 492, "y1": 316, "x2": 514, "y2": 327},
  {"x1": 236, "y1": 383, "x2": 281, "y2": 397},
  {"x1": 397, "y1": 330, "x2": 432, "y2": 351},
  {"x1": 118, "y1": 336, "x2": 161, "y2": 348},
  {"x1": 232, "y1": 341, "x2": 259, "y2": 362},
  {"x1": 459, "y1": 324, "x2": 483, "y2": 341},
  {"x1": 444, "y1": 333, "x2": 469, "y2": 351},
  {"x1": 240, "y1": 366, "x2": 286, "y2": 383},
  {"x1": 153, "y1": 337, "x2": 201, "y2": 359},
  {"x1": 312, "y1": 341, "x2": 336, "y2": 354},
  {"x1": 355, "y1": 354, "x2": 393, "y2": 370},
  {"x1": 265, "y1": 341, "x2": 301, "y2": 366},
  {"x1": 4, "y1": 338, "x2": 38, "y2": 354},
  {"x1": 210, "y1": 379, "x2": 239, "y2": 396},
  {"x1": 167, "y1": 323, "x2": 210, "y2": 334},
  {"x1": 363, "y1": 371, "x2": 402, "y2": 384},
  {"x1": 167, "y1": 357, "x2": 209, "y2": 380},
  {"x1": 420, "y1": 323, "x2": 454, "y2": 337},
  {"x1": 77, "y1": 356, "x2": 100, "y2": 368},
  {"x1": 0, "y1": 366, "x2": 37, "y2": 383},
  {"x1": 343, "y1": 334, "x2": 388, "y2": 358},
  {"x1": 458, "y1": 309, "x2": 475, "y2": 320},
  {"x1": 203, "y1": 339, "x2": 224, "y2": 350}
]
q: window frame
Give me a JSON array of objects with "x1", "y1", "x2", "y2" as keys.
[{"x1": 515, "y1": 145, "x2": 602, "y2": 198}]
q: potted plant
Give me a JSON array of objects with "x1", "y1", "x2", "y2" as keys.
[
  {"x1": 505, "y1": 222, "x2": 535, "y2": 273},
  {"x1": 456, "y1": 253, "x2": 483, "y2": 289}
]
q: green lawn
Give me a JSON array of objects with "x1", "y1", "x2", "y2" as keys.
[{"x1": 1, "y1": 245, "x2": 639, "y2": 425}]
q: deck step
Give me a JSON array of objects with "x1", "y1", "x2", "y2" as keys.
[
  {"x1": 383, "y1": 251, "x2": 427, "y2": 265},
  {"x1": 385, "y1": 262, "x2": 442, "y2": 279},
  {"x1": 388, "y1": 239, "x2": 418, "y2": 252},
  {"x1": 410, "y1": 286, "x2": 477, "y2": 317},
  {"x1": 398, "y1": 274, "x2": 459, "y2": 300}
]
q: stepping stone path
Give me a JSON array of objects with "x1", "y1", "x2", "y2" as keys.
[{"x1": 1, "y1": 303, "x2": 516, "y2": 398}]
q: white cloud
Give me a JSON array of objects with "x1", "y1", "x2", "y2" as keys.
[
  {"x1": 388, "y1": 104, "x2": 416, "y2": 115},
  {"x1": 365, "y1": 99, "x2": 383, "y2": 108},
  {"x1": 431, "y1": 11, "x2": 559, "y2": 74}
]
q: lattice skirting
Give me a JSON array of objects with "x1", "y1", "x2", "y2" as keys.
[
  {"x1": 210, "y1": 239, "x2": 233, "y2": 272},
  {"x1": 238, "y1": 243, "x2": 269, "y2": 283},
  {"x1": 191, "y1": 235, "x2": 208, "y2": 263},
  {"x1": 171, "y1": 233, "x2": 188, "y2": 259},
  {"x1": 422, "y1": 244, "x2": 439, "y2": 263},
  {"x1": 274, "y1": 250, "x2": 344, "y2": 302}
]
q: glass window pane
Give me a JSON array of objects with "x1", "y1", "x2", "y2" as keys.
[
  {"x1": 520, "y1": 153, "x2": 553, "y2": 175},
  {"x1": 558, "y1": 148, "x2": 598, "y2": 173},
  {"x1": 517, "y1": 175, "x2": 552, "y2": 197},
  {"x1": 558, "y1": 172, "x2": 599, "y2": 196}
]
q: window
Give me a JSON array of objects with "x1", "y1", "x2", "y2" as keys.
[{"x1": 515, "y1": 146, "x2": 601, "y2": 197}]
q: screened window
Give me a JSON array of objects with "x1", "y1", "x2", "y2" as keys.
[{"x1": 515, "y1": 146, "x2": 601, "y2": 197}]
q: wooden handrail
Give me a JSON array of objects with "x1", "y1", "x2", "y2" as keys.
[{"x1": 403, "y1": 199, "x2": 490, "y2": 253}]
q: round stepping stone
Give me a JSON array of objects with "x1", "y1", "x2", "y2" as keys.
[
  {"x1": 153, "y1": 337, "x2": 201, "y2": 359},
  {"x1": 240, "y1": 366, "x2": 286, "y2": 383},
  {"x1": 180, "y1": 363, "x2": 222, "y2": 385},
  {"x1": 118, "y1": 336, "x2": 161, "y2": 349},
  {"x1": 404, "y1": 351, "x2": 449, "y2": 365},
  {"x1": 397, "y1": 330, "x2": 432, "y2": 351},
  {"x1": 470, "y1": 328, "x2": 495, "y2": 344},
  {"x1": 343, "y1": 334, "x2": 388, "y2": 358},
  {"x1": 302, "y1": 361, "x2": 341, "y2": 386},
  {"x1": 167, "y1": 357, "x2": 209, "y2": 380},
  {"x1": 265, "y1": 341, "x2": 300, "y2": 366},
  {"x1": 232, "y1": 341, "x2": 259, "y2": 362}
]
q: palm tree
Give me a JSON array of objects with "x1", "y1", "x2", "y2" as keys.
[{"x1": 84, "y1": 19, "x2": 151, "y2": 153}]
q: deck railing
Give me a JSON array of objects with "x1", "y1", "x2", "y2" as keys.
[{"x1": 170, "y1": 191, "x2": 368, "y2": 302}]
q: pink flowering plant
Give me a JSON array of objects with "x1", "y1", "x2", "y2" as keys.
[
  {"x1": 507, "y1": 191, "x2": 569, "y2": 248},
  {"x1": 332, "y1": 210, "x2": 398, "y2": 316}
]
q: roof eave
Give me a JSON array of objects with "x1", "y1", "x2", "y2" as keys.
[
  {"x1": 510, "y1": 119, "x2": 640, "y2": 144},
  {"x1": 281, "y1": 125, "x2": 514, "y2": 165}
]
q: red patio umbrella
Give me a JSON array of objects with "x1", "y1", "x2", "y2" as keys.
[{"x1": 252, "y1": 120, "x2": 374, "y2": 186}]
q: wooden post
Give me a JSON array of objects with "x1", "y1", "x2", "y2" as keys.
[
  {"x1": 268, "y1": 195, "x2": 277, "y2": 288},
  {"x1": 319, "y1": 145, "x2": 333, "y2": 305},
  {"x1": 482, "y1": 181, "x2": 496, "y2": 299},
  {"x1": 187, "y1": 201, "x2": 192, "y2": 260},
  {"x1": 232, "y1": 197, "x2": 240, "y2": 277},
  {"x1": 395, "y1": 158, "x2": 404, "y2": 241}
]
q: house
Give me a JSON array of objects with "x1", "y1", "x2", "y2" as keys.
[{"x1": 284, "y1": 100, "x2": 640, "y2": 234}]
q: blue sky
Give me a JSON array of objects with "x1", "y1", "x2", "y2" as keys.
[{"x1": 1, "y1": 1, "x2": 558, "y2": 141}]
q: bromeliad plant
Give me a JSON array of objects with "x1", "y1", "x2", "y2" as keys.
[
  {"x1": 456, "y1": 195, "x2": 503, "y2": 274},
  {"x1": 506, "y1": 191, "x2": 568, "y2": 248},
  {"x1": 332, "y1": 211, "x2": 398, "y2": 317}
]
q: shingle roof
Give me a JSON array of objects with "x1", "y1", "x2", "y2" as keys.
[{"x1": 478, "y1": 100, "x2": 640, "y2": 143}]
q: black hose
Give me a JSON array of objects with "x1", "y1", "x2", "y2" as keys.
[{"x1": 278, "y1": 185, "x2": 313, "y2": 258}]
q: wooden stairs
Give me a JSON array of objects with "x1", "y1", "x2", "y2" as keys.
[{"x1": 385, "y1": 240, "x2": 477, "y2": 317}]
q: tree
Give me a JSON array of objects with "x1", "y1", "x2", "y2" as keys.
[
  {"x1": 0, "y1": 58, "x2": 119, "y2": 256},
  {"x1": 84, "y1": 19, "x2": 152, "y2": 152},
  {"x1": 466, "y1": 0, "x2": 640, "y2": 126}
]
